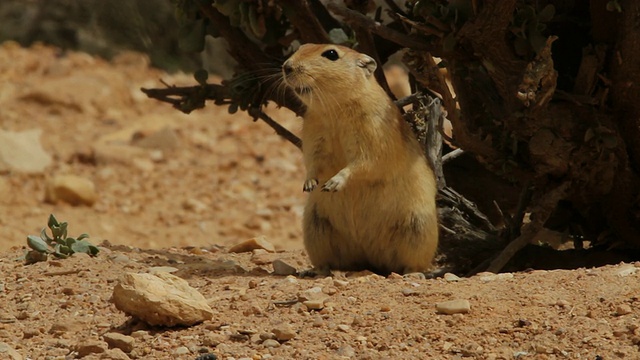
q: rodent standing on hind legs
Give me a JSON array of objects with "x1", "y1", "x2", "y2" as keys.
[{"x1": 282, "y1": 44, "x2": 439, "y2": 275}]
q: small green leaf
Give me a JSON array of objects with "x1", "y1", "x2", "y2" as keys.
[
  {"x1": 71, "y1": 241, "x2": 91, "y2": 254},
  {"x1": 54, "y1": 244, "x2": 71, "y2": 257},
  {"x1": 48, "y1": 214, "x2": 59, "y2": 229},
  {"x1": 88, "y1": 245, "x2": 100, "y2": 256},
  {"x1": 77, "y1": 233, "x2": 90, "y2": 241},
  {"x1": 65, "y1": 237, "x2": 77, "y2": 247},
  {"x1": 40, "y1": 227, "x2": 52, "y2": 242},
  {"x1": 27, "y1": 235, "x2": 50, "y2": 253}
]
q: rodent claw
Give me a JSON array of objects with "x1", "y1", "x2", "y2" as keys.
[
  {"x1": 303, "y1": 179, "x2": 319, "y2": 192},
  {"x1": 321, "y1": 178, "x2": 344, "y2": 192}
]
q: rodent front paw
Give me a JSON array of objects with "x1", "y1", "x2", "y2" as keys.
[
  {"x1": 303, "y1": 178, "x2": 319, "y2": 192},
  {"x1": 321, "y1": 175, "x2": 347, "y2": 192}
]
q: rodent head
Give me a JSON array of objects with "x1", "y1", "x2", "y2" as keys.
[{"x1": 282, "y1": 44, "x2": 377, "y2": 106}]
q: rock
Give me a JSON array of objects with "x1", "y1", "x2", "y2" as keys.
[
  {"x1": 0, "y1": 129, "x2": 52, "y2": 173},
  {"x1": 615, "y1": 264, "x2": 637, "y2": 277},
  {"x1": 74, "y1": 340, "x2": 108, "y2": 357},
  {"x1": 303, "y1": 299, "x2": 325, "y2": 311},
  {"x1": 131, "y1": 127, "x2": 179, "y2": 150},
  {"x1": 299, "y1": 287, "x2": 323, "y2": 301},
  {"x1": 333, "y1": 279, "x2": 349, "y2": 288},
  {"x1": 478, "y1": 272, "x2": 514, "y2": 282},
  {"x1": 272, "y1": 259, "x2": 297, "y2": 276},
  {"x1": 45, "y1": 175, "x2": 98, "y2": 206},
  {"x1": 174, "y1": 346, "x2": 190, "y2": 355},
  {"x1": 100, "y1": 348, "x2": 131, "y2": 360},
  {"x1": 436, "y1": 299, "x2": 471, "y2": 315},
  {"x1": 336, "y1": 344, "x2": 355, "y2": 357},
  {"x1": 250, "y1": 250, "x2": 276, "y2": 265},
  {"x1": 337, "y1": 324, "x2": 350, "y2": 332},
  {"x1": 272, "y1": 325, "x2": 296, "y2": 342},
  {"x1": 102, "y1": 332, "x2": 135, "y2": 353},
  {"x1": 616, "y1": 304, "x2": 633, "y2": 316},
  {"x1": 401, "y1": 288, "x2": 419, "y2": 296},
  {"x1": 0, "y1": 342, "x2": 22, "y2": 360},
  {"x1": 92, "y1": 143, "x2": 147, "y2": 166},
  {"x1": 228, "y1": 236, "x2": 275, "y2": 253},
  {"x1": 112, "y1": 272, "x2": 214, "y2": 327},
  {"x1": 182, "y1": 198, "x2": 208, "y2": 213},
  {"x1": 262, "y1": 339, "x2": 280, "y2": 348},
  {"x1": 443, "y1": 273, "x2": 461, "y2": 282},
  {"x1": 147, "y1": 266, "x2": 179, "y2": 274}
]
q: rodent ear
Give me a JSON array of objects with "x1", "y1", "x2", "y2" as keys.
[{"x1": 357, "y1": 55, "x2": 377, "y2": 77}]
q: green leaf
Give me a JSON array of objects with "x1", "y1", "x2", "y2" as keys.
[
  {"x1": 27, "y1": 235, "x2": 50, "y2": 253},
  {"x1": 77, "y1": 233, "x2": 90, "y2": 241},
  {"x1": 65, "y1": 237, "x2": 77, "y2": 247},
  {"x1": 47, "y1": 214, "x2": 59, "y2": 229},
  {"x1": 51, "y1": 221, "x2": 68, "y2": 240},
  {"x1": 71, "y1": 240, "x2": 91, "y2": 254},
  {"x1": 40, "y1": 227, "x2": 52, "y2": 243},
  {"x1": 88, "y1": 245, "x2": 100, "y2": 256}
]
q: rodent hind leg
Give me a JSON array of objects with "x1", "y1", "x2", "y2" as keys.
[
  {"x1": 304, "y1": 203, "x2": 360, "y2": 270},
  {"x1": 386, "y1": 212, "x2": 438, "y2": 274},
  {"x1": 321, "y1": 167, "x2": 351, "y2": 192}
]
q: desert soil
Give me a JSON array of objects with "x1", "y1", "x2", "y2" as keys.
[{"x1": 0, "y1": 42, "x2": 639, "y2": 360}]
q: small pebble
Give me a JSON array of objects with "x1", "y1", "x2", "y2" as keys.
[
  {"x1": 403, "y1": 272, "x2": 426, "y2": 280},
  {"x1": 228, "y1": 236, "x2": 275, "y2": 253},
  {"x1": 272, "y1": 259, "x2": 297, "y2": 276},
  {"x1": 443, "y1": 273, "x2": 461, "y2": 282},
  {"x1": 337, "y1": 324, "x2": 350, "y2": 332},
  {"x1": 436, "y1": 299, "x2": 471, "y2": 315},
  {"x1": 262, "y1": 339, "x2": 280, "y2": 348},
  {"x1": 336, "y1": 345, "x2": 356, "y2": 357},
  {"x1": 401, "y1": 288, "x2": 419, "y2": 296},
  {"x1": 174, "y1": 346, "x2": 190, "y2": 355},
  {"x1": 272, "y1": 325, "x2": 296, "y2": 341},
  {"x1": 303, "y1": 299, "x2": 325, "y2": 311},
  {"x1": 616, "y1": 304, "x2": 633, "y2": 316}
]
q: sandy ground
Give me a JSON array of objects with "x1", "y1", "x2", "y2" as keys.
[{"x1": 1, "y1": 43, "x2": 639, "y2": 359}]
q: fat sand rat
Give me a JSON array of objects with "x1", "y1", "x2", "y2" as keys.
[{"x1": 282, "y1": 43, "x2": 439, "y2": 274}]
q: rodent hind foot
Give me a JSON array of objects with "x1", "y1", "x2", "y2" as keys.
[
  {"x1": 303, "y1": 178, "x2": 319, "y2": 192},
  {"x1": 299, "y1": 267, "x2": 332, "y2": 278}
]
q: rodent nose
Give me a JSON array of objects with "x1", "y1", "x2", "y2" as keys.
[{"x1": 282, "y1": 61, "x2": 293, "y2": 76}]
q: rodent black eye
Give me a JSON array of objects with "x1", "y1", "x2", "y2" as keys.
[{"x1": 321, "y1": 49, "x2": 339, "y2": 61}]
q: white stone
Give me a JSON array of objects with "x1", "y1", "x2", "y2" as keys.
[
  {"x1": 436, "y1": 299, "x2": 471, "y2": 315},
  {"x1": 45, "y1": 174, "x2": 97, "y2": 206},
  {"x1": 112, "y1": 272, "x2": 213, "y2": 327},
  {"x1": 0, "y1": 129, "x2": 52, "y2": 173}
]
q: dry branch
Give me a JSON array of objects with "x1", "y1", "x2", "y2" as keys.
[{"x1": 326, "y1": 2, "x2": 431, "y2": 51}]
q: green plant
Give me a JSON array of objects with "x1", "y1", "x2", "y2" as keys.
[{"x1": 25, "y1": 214, "x2": 99, "y2": 264}]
